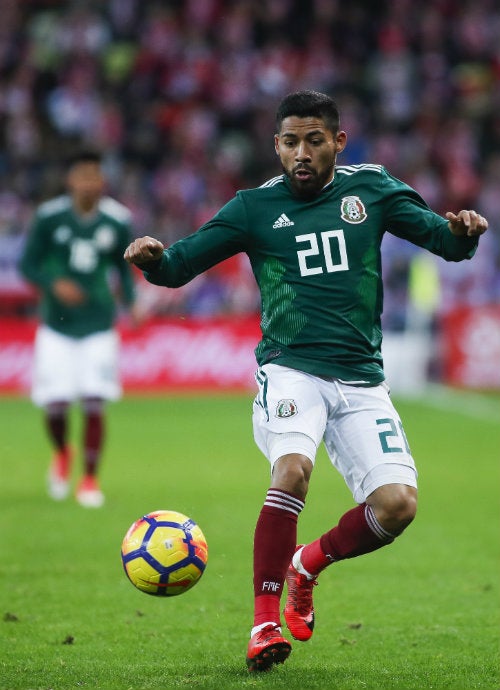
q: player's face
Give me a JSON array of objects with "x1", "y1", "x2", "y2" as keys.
[
  {"x1": 275, "y1": 116, "x2": 347, "y2": 199},
  {"x1": 67, "y1": 162, "x2": 106, "y2": 213}
]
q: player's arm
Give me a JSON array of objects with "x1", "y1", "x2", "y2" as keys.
[
  {"x1": 124, "y1": 196, "x2": 249, "y2": 287},
  {"x1": 19, "y1": 214, "x2": 88, "y2": 305},
  {"x1": 381, "y1": 171, "x2": 487, "y2": 261},
  {"x1": 19, "y1": 216, "x2": 87, "y2": 304}
]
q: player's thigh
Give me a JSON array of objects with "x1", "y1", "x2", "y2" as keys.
[
  {"x1": 79, "y1": 330, "x2": 121, "y2": 401},
  {"x1": 31, "y1": 326, "x2": 79, "y2": 405},
  {"x1": 253, "y1": 363, "x2": 327, "y2": 466},
  {"x1": 323, "y1": 383, "x2": 417, "y2": 504}
]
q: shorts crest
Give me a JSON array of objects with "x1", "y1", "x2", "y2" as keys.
[
  {"x1": 275, "y1": 399, "x2": 298, "y2": 418},
  {"x1": 340, "y1": 196, "x2": 367, "y2": 224}
]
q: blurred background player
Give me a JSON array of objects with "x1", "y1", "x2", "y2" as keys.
[{"x1": 19, "y1": 150, "x2": 139, "y2": 507}]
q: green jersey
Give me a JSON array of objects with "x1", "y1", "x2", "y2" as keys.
[
  {"x1": 143, "y1": 165, "x2": 478, "y2": 384},
  {"x1": 19, "y1": 195, "x2": 135, "y2": 338}
]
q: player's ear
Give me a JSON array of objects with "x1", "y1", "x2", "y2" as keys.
[
  {"x1": 274, "y1": 134, "x2": 280, "y2": 155},
  {"x1": 335, "y1": 131, "x2": 347, "y2": 153}
]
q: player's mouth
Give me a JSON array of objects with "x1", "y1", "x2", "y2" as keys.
[{"x1": 293, "y1": 166, "x2": 314, "y2": 182}]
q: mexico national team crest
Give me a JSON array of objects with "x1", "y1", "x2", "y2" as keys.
[
  {"x1": 275, "y1": 399, "x2": 298, "y2": 418},
  {"x1": 340, "y1": 196, "x2": 367, "y2": 224}
]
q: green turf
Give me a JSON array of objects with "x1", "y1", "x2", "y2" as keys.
[{"x1": 1, "y1": 390, "x2": 499, "y2": 689}]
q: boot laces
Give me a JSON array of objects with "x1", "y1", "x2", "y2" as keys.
[{"x1": 291, "y1": 573, "x2": 317, "y2": 614}]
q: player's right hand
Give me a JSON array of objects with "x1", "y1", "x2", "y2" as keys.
[
  {"x1": 124, "y1": 236, "x2": 165, "y2": 265},
  {"x1": 52, "y1": 278, "x2": 87, "y2": 305}
]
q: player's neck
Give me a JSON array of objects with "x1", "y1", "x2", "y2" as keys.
[{"x1": 72, "y1": 199, "x2": 99, "y2": 219}]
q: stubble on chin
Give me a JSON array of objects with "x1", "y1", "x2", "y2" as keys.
[
  {"x1": 287, "y1": 173, "x2": 322, "y2": 201},
  {"x1": 283, "y1": 164, "x2": 334, "y2": 200}
]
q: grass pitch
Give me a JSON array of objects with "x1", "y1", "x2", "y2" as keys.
[{"x1": 1, "y1": 390, "x2": 499, "y2": 689}]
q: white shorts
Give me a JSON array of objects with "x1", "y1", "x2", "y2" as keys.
[
  {"x1": 253, "y1": 363, "x2": 417, "y2": 504},
  {"x1": 31, "y1": 325, "x2": 121, "y2": 406}
]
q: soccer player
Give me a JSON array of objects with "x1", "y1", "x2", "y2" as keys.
[
  {"x1": 123, "y1": 91, "x2": 488, "y2": 670},
  {"x1": 19, "y1": 150, "x2": 139, "y2": 508}
]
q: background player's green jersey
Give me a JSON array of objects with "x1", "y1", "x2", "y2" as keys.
[
  {"x1": 143, "y1": 165, "x2": 478, "y2": 384},
  {"x1": 20, "y1": 195, "x2": 135, "y2": 338}
]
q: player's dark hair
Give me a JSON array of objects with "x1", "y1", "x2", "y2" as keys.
[
  {"x1": 66, "y1": 149, "x2": 102, "y2": 169},
  {"x1": 276, "y1": 91, "x2": 340, "y2": 133}
]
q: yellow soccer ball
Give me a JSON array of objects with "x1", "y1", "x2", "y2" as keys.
[{"x1": 121, "y1": 510, "x2": 208, "y2": 597}]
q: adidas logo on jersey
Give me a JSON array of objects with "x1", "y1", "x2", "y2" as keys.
[{"x1": 273, "y1": 213, "x2": 295, "y2": 229}]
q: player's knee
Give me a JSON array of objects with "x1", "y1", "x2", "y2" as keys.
[
  {"x1": 271, "y1": 453, "x2": 312, "y2": 499},
  {"x1": 391, "y1": 491, "x2": 417, "y2": 531},
  {"x1": 82, "y1": 396, "x2": 104, "y2": 415},
  {"x1": 46, "y1": 400, "x2": 70, "y2": 417},
  {"x1": 369, "y1": 484, "x2": 417, "y2": 534}
]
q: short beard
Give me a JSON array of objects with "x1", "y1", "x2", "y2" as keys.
[{"x1": 283, "y1": 164, "x2": 334, "y2": 200}]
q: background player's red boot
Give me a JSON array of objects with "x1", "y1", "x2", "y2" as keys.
[
  {"x1": 47, "y1": 446, "x2": 72, "y2": 500},
  {"x1": 76, "y1": 475, "x2": 105, "y2": 508}
]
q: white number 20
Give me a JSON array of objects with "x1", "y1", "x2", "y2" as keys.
[{"x1": 295, "y1": 230, "x2": 349, "y2": 277}]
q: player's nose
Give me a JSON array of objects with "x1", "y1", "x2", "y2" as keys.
[{"x1": 295, "y1": 141, "x2": 312, "y2": 161}]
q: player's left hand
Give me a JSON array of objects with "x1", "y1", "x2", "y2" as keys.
[{"x1": 446, "y1": 210, "x2": 488, "y2": 237}]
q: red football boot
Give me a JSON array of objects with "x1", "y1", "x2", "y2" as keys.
[
  {"x1": 246, "y1": 624, "x2": 292, "y2": 672},
  {"x1": 283, "y1": 546, "x2": 318, "y2": 641}
]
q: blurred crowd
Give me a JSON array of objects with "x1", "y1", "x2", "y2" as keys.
[{"x1": 0, "y1": 0, "x2": 499, "y2": 326}]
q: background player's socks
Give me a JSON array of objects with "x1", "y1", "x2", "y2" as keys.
[
  {"x1": 45, "y1": 400, "x2": 70, "y2": 451},
  {"x1": 82, "y1": 397, "x2": 104, "y2": 476}
]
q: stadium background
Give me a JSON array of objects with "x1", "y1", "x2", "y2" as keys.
[
  {"x1": 1, "y1": 5, "x2": 499, "y2": 687},
  {"x1": 0, "y1": 0, "x2": 499, "y2": 393}
]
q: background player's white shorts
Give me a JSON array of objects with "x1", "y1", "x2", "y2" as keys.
[
  {"x1": 253, "y1": 363, "x2": 417, "y2": 504},
  {"x1": 31, "y1": 325, "x2": 121, "y2": 406}
]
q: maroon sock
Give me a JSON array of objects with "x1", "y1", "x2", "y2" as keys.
[
  {"x1": 45, "y1": 401, "x2": 69, "y2": 451},
  {"x1": 253, "y1": 489, "x2": 304, "y2": 628},
  {"x1": 82, "y1": 398, "x2": 104, "y2": 477},
  {"x1": 301, "y1": 503, "x2": 395, "y2": 575}
]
